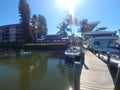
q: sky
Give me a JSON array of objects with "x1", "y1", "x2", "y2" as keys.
[{"x1": 0, "y1": 0, "x2": 120, "y2": 36}]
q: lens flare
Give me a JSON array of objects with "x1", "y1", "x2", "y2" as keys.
[
  {"x1": 69, "y1": 86, "x2": 73, "y2": 90},
  {"x1": 57, "y1": 0, "x2": 78, "y2": 16}
]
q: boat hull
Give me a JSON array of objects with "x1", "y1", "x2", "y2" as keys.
[
  {"x1": 65, "y1": 54, "x2": 81, "y2": 63},
  {"x1": 65, "y1": 46, "x2": 81, "y2": 62}
]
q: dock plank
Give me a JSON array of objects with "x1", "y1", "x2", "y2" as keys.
[{"x1": 80, "y1": 50, "x2": 114, "y2": 90}]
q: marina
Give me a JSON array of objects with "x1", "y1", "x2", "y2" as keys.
[
  {"x1": 0, "y1": 48, "x2": 120, "y2": 90},
  {"x1": 0, "y1": 0, "x2": 120, "y2": 90}
]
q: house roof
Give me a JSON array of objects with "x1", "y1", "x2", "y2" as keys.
[
  {"x1": 0, "y1": 24, "x2": 20, "y2": 28},
  {"x1": 82, "y1": 31, "x2": 116, "y2": 35}
]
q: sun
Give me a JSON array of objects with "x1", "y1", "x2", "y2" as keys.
[{"x1": 57, "y1": 0, "x2": 78, "y2": 16}]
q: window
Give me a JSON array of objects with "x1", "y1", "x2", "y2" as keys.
[{"x1": 94, "y1": 41, "x2": 100, "y2": 46}]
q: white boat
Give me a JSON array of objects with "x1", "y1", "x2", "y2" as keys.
[{"x1": 65, "y1": 46, "x2": 81, "y2": 60}]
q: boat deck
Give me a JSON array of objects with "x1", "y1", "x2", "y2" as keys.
[{"x1": 80, "y1": 50, "x2": 114, "y2": 90}]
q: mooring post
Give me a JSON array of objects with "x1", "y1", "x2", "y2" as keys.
[
  {"x1": 74, "y1": 61, "x2": 80, "y2": 90},
  {"x1": 81, "y1": 49, "x2": 85, "y2": 64},
  {"x1": 114, "y1": 64, "x2": 120, "y2": 90},
  {"x1": 93, "y1": 48, "x2": 95, "y2": 54},
  {"x1": 98, "y1": 50, "x2": 100, "y2": 58},
  {"x1": 107, "y1": 52, "x2": 110, "y2": 64}
]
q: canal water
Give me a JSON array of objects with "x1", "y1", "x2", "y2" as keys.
[{"x1": 0, "y1": 50, "x2": 82, "y2": 90}]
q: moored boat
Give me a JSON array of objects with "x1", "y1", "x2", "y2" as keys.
[{"x1": 65, "y1": 46, "x2": 81, "y2": 61}]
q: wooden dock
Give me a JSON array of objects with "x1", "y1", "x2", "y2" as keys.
[{"x1": 80, "y1": 50, "x2": 114, "y2": 90}]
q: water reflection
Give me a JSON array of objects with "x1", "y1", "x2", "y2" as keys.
[
  {"x1": 0, "y1": 50, "x2": 48, "y2": 90},
  {"x1": 65, "y1": 60, "x2": 82, "y2": 90},
  {"x1": 0, "y1": 50, "x2": 82, "y2": 90}
]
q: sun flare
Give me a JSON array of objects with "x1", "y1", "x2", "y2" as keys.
[{"x1": 57, "y1": 0, "x2": 78, "y2": 16}]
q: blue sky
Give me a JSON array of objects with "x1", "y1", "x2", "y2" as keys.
[{"x1": 0, "y1": 0, "x2": 120, "y2": 35}]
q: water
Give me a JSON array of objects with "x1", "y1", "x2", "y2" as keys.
[{"x1": 0, "y1": 50, "x2": 82, "y2": 90}]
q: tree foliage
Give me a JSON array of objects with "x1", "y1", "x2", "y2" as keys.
[
  {"x1": 118, "y1": 29, "x2": 120, "y2": 34},
  {"x1": 19, "y1": 0, "x2": 32, "y2": 43},
  {"x1": 30, "y1": 14, "x2": 38, "y2": 42},
  {"x1": 78, "y1": 19, "x2": 100, "y2": 33},
  {"x1": 57, "y1": 15, "x2": 100, "y2": 38},
  {"x1": 30, "y1": 14, "x2": 48, "y2": 41},
  {"x1": 37, "y1": 15, "x2": 48, "y2": 38},
  {"x1": 56, "y1": 21, "x2": 68, "y2": 37},
  {"x1": 57, "y1": 14, "x2": 78, "y2": 37}
]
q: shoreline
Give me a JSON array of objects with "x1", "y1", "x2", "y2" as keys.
[{"x1": 0, "y1": 42, "x2": 69, "y2": 50}]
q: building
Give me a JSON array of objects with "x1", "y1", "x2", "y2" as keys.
[
  {"x1": 82, "y1": 31, "x2": 116, "y2": 40},
  {"x1": 116, "y1": 38, "x2": 120, "y2": 49},
  {"x1": 37, "y1": 34, "x2": 70, "y2": 43},
  {"x1": 0, "y1": 24, "x2": 25, "y2": 43},
  {"x1": 82, "y1": 31, "x2": 117, "y2": 49}
]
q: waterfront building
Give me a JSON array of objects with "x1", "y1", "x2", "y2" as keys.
[
  {"x1": 82, "y1": 31, "x2": 117, "y2": 48},
  {"x1": 82, "y1": 31, "x2": 116, "y2": 40},
  {"x1": 116, "y1": 38, "x2": 120, "y2": 49},
  {"x1": 37, "y1": 34, "x2": 70, "y2": 43},
  {"x1": 0, "y1": 24, "x2": 25, "y2": 43}
]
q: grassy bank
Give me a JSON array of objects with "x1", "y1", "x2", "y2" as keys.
[
  {"x1": 22, "y1": 42, "x2": 68, "y2": 50},
  {"x1": 0, "y1": 42, "x2": 68, "y2": 50},
  {"x1": 24, "y1": 42, "x2": 67, "y2": 46}
]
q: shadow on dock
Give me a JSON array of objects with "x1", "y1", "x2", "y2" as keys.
[{"x1": 83, "y1": 63, "x2": 89, "y2": 70}]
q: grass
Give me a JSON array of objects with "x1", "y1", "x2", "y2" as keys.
[{"x1": 23, "y1": 42, "x2": 67, "y2": 46}]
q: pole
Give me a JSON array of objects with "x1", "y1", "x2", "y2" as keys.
[
  {"x1": 114, "y1": 64, "x2": 120, "y2": 90},
  {"x1": 81, "y1": 49, "x2": 85, "y2": 64},
  {"x1": 74, "y1": 61, "x2": 80, "y2": 90},
  {"x1": 107, "y1": 52, "x2": 110, "y2": 65}
]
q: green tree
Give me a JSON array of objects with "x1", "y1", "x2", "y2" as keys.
[
  {"x1": 19, "y1": 0, "x2": 33, "y2": 43},
  {"x1": 78, "y1": 19, "x2": 100, "y2": 34},
  {"x1": 30, "y1": 14, "x2": 38, "y2": 42},
  {"x1": 37, "y1": 15, "x2": 48, "y2": 38},
  {"x1": 56, "y1": 21, "x2": 68, "y2": 37},
  {"x1": 30, "y1": 14, "x2": 48, "y2": 41},
  {"x1": 57, "y1": 14, "x2": 78, "y2": 37},
  {"x1": 118, "y1": 29, "x2": 120, "y2": 35}
]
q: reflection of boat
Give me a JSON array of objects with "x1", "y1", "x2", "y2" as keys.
[
  {"x1": 20, "y1": 52, "x2": 32, "y2": 55},
  {"x1": 65, "y1": 46, "x2": 81, "y2": 62},
  {"x1": 0, "y1": 48, "x2": 5, "y2": 52},
  {"x1": 16, "y1": 52, "x2": 32, "y2": 56},
  {"x1": 65, "y1": 59, "x2": 74, "y2": 68}
]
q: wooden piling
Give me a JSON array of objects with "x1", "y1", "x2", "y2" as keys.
[
  {"x1": 107, "y1": 52, "x2": 111, "y2": 64},
  {"x1": 74, "y1": 61, "x2": 80, "y2": 90},
  {"x1": 114, "y1": 64, "x2": 120, "y2": 90}
]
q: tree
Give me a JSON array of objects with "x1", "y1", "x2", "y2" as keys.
[
  {"x1": 19, "y1": 0, "x2": 32, "y2": 43},
  {"x1": 56, "y1": 14, "x2": 78, "y2": 37},
  {"x1": 30, "y1": 14, "x2": 48, "y2": 41},
  {"x1": 56, "y1": 21, "x2": 68, "y2": 37},
  {"x1": 37, "y1": 15, "x2": 47, "y2": 38},
  {"x1": 118, "y1": 29, "x2": 120, "y2": 35},
  {"x1": 30, "y1": 14, "x2": 38, "y2": 42},
  {"x1": 78, "y1": 19, "x2": 100, "y2": 34}
]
